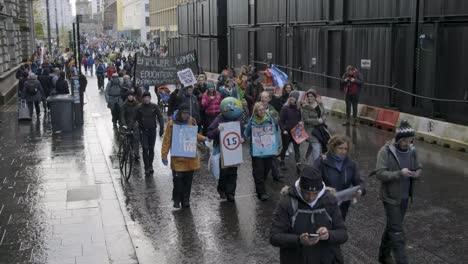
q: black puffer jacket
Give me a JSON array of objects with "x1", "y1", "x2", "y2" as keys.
[
  {"x1": 120, "y1": 99, "x2": 140, "y2": 128},
  {"x1": 270, "y1": 186, "x2": 348, "y2": 264},
  {"x1": 136, "y1": 102, "x2": 164, "y2": 132}
]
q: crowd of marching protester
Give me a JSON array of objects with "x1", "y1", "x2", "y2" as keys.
[
  {"x1": 15, "y1": 38, "x2": 422, "y2": 264},
  {"x1": 113, "y1": 60, "x2": 421, "y2": 264}
]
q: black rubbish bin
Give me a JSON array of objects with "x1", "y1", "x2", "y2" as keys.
[{"x1": 47, "y1": 95, "x2": 74, "y2": 132}]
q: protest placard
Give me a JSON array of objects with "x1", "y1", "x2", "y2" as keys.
[
  {"x1": 177, "y1": 68, "x2": 197, "y2": 87},
  {"x1": 251, "y1": 124, "x2": 279, "y2": 157},
  {"x1": 171, "y1": 124, "x2": 198, "y2": 158},
  {"x1": 220, "y1": 121, "x2": 243, "y2": 166},
  {"x1": 291, "y1": 123, "x2": 309, "y2": 144}
]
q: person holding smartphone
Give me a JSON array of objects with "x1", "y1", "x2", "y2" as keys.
[
  {"x1": 270, "y1": 165, "x2": 348, "y2": 264},
  {"x1": 374, "y1": 120, "x2": 422, "y2": 264}
]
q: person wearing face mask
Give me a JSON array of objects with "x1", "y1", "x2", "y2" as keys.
[
  {"x1": 313, "y1": 135, "x2": 365, "y2": 220},
  {"x1": 373, "y1": 120, "x2": 422, "y2": 264},
  {"x1": 161, "y1": 104, "x2": 207, "y2": 209},
  {"x1": 120, "y1": 91, "x2": 141, "y2": 160},
  {"x1": 270, "y1": 165, "x2": 348, "y2": 264},
  {"x1": 136, "y1": 92, "x2": 165, "y2": 175}
]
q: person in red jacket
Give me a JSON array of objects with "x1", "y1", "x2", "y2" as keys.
[
  {"x1": 106, "y1": 63, "x2": 116, "y2": 81},
  {"x1": 341, "y1": 65, "x2": 363, "y2": 126},
  {"x1": 201, "y1": 82, "x2": 221, "y2": 135}
]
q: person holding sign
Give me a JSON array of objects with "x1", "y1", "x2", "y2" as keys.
[
  {"x1": 207, "y1": 97, "x2": 245, "y2": 202},
  {"x1": 279, "y1": 91, "x2": 302, "y2": 171},
  {"x1": 243, "y1": 102, "x2": 280, "y2": 201},
  {"x1": 136, "y1": 92, "x2": 165, "y2": 175},
  {"x1": 161, "y1": 104, "x2": 207, "y2": 209},
  {"x1": 313, "y1": 135, "x2": 365, "y2": 220}
]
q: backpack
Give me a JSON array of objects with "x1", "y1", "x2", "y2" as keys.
[
  {"x1": 25, "y1": 82, "x2": 38, "y2": 95},
  {"x1": 289, "y1": 195, "x2": 332, "y2": 229}
]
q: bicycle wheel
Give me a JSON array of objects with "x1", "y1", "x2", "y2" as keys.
[
  {"x1": 118, "y1": 138, "x2": 127, "y2": 172},
  {"x1": 123, "y1": 145, "x2": 134, "y2": 181}
]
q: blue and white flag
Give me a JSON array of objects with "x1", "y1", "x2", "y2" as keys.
[{"x1": 270, "y1": 65, "x2": 289, "y2": 88}]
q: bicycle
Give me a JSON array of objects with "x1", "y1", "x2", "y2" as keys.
[{"x1": 118, "y1": 127, "x2": 137, "y2": 181}]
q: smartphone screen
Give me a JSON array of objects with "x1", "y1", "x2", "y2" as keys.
[{"x1": 309, "y1": 233, "x2": 319, "y2": 237}]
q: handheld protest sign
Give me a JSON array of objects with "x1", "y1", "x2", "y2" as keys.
[
  {"x1": 291, "y1": 123, "x2": 309, "y2": 144},
  {"x1": 252, "y1": 124, "x2": 279, "y2": 157},
  {"x1": 177, "y1": 68, "x2": 197, "y2": 87},
  {"x1": 220, "y1": 121, "x2": 243, "y2": 166},
  {"x1": 171, "y1": 124, "x2": 198, "y2": 158}
]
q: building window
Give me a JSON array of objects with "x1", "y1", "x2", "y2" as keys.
[
  {"x1": 145, "y1": 17, "x2": 150, "y2": 26},
  {"x1": 145, "y1": 4, "x2": 149, "y2": 12}
]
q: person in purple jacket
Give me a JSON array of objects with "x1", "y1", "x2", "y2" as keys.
[{"x1": 206, "y1": 99, "x2": 245, "y2": 202}]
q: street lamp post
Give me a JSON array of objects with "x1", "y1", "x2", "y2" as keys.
[
  {"x1": 76, "y1": 15, "x2": 82, "y2": 76},
  {"x1": 45, "y1": 0, "x2": 52, "y2": 54},
  {"x1": 54, "y1": 0, "x2": 60, "y2": 49}
]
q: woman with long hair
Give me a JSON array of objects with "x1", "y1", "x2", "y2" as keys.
[{"x1": 313, "y1": 135, "x2": 365, "y2": 220}]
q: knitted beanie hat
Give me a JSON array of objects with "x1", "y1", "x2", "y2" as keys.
[{"x1": 395, "y1": 120, "x2": 415, "y2": 143}]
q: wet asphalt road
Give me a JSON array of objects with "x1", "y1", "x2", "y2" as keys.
[{"x1": 1, "y1": 72, "x2": 468, "y2": 264}]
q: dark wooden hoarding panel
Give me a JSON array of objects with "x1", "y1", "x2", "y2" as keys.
[
  {"x1": 197, "y1": 0, "x2": 210, "y2": 36},
  {"x1": 179, "y1": 36, "x2": 189, "y2": 54},
  {"x1": 414, "y1": 23, "x2": 468, "y2": 125},
  {"x1": 422, "y1": 0, "x2": 468, "y2": 18},
  {"x1": 289, "y1": 0, "x2": 329, "y2": 23},
  {"x1": 228, "y1": 27, "x2": 249, "y2": 68},
  {"x1": 342, "y1": 26, "x2": 394, "y2": 107},
  {"x1": 227, "y1": 0, "x2": 249, "y2": 26},
  {"x1": 291, "y1": 27, "x2": 327, "y2": 90},
  {"x1": 255, "y1": 0, "x2": 287, "y2": 25},
  {"x1": 255, "y1": 26, "x2": 286, "y2": 70},
  {"x1": 188, "y1": 2, "x2": 196, "y2": 35},
  {"x1": 345, "y1": 0, "x2": 413, "y2": 21},
  {"x1": 178, "y1": 4, "x2": 188, "y2": 35},
  {"x1": 197, "y1": 38, "x2": 211, "y2": 72}
]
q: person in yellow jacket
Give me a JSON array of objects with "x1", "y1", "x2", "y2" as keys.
[{"x1": 161, "y1": 103, "x2": 207, "y2": 209}]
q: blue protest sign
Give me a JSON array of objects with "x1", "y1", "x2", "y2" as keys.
[
  {"x1": 171, "y1": 124, "x2": 198, "y2": 158},
  {"x1": 251, "y1": 124, "x2": 279, "y2": 157}
]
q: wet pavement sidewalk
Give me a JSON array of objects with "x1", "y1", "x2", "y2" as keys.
[
  {"x1": 0, "y1": 91, "x2": 138, "y2": 262},
  {"x1": 1, "y1": 72, "x2": 468, "y2": 264}
]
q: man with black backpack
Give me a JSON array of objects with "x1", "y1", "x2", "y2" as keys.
[
  {"x1": 270, "y1": 165, "x2": 348, "y2": 264},
  {"x1": 105, "y1": 73, "x2": 123, "y2": 127},
  {"x1": 21, "y1": 73, "x2": 45, "y2": 119}
]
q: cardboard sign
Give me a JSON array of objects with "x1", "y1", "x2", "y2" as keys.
[
  {"x1": 252, "y1": 124, "x2": 279, "y2": 157},
  {"x1": 220, "y1": 121, "x2": 243, "y2": 166},
  {"x1": 177, "y1": 68, "x2": 197, "y2": 87},
  {"x1": 171, "y1": 124, "x2": 198, "y2": 158},
  {"x1": 291, "y1": 123, "x2": 309, "y2": 144}
]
